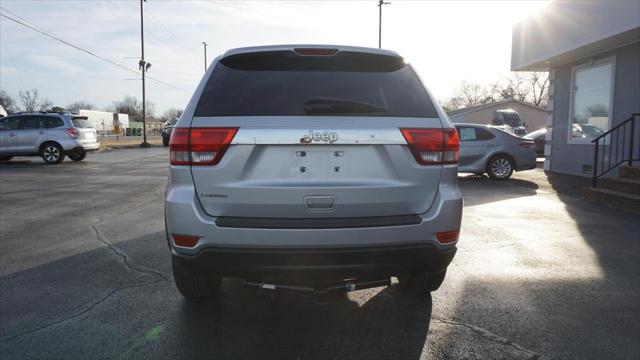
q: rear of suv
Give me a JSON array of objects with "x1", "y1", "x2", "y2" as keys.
[
  {"x1": 166, "y1": 45, "x2": 463, "y2": 300},
  {"x1": 0, "y1": 112, "x2": 99, "y2": 164}
]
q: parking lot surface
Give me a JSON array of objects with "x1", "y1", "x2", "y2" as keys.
[{"x1": 1, "y1": 148, "x2": 639, "y2": 360}]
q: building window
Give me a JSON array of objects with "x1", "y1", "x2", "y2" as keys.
[{"x1": 569, "y1": 58, "x2": 615, "y2": 143}]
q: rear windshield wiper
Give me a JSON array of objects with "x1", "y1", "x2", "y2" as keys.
[{"x1": 303, "y1": 97, "x2": 387, "y2": 115}]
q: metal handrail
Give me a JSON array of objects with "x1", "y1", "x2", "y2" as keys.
[{"x1": 592, "y1": 113, "x2": 640, "y2": 187}]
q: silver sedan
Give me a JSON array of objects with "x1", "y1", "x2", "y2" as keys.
[{"x1": 454, "y1": 123, "x2": 537, "y2": 179}]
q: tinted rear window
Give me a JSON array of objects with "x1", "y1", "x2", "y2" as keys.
[
  {"x1": 194, "y1": 51, "x2": 438, "y2": 118},
  {"x1": 72, "y1": 117, "x2": 92, "y2": 128},
  {"x1": 43, "y1": 117, "x2": 65, "y2": 128}
]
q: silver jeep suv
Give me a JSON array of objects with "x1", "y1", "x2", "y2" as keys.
[
  {"x1": 166, "y1": 45, "x2": 462, "y2": 300},
  {"x1": 0, "y1": 112, "x2": 100, "y2": 164}
]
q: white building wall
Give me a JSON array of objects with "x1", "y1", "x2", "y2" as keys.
[
  {"x1": 77, "y1": 110, "x2": 130, "y2": 132},
  {"x1": 512, "y1": 0, "x2": 640, "y2": 71}
]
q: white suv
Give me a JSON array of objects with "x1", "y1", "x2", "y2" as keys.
[
  {"x1": 165, "y1": 45, "x2": 462, "y2": 301},
  {"x1": 0, "y1": 112, "x2": 100, "y2": 164}
]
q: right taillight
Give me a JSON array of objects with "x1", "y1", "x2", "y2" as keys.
[
  {"x1": 65, "y1": 128, "x2": 79, "y2": 139},
  {"x1": 519, "y1": 141, "x2": 535, "y2": 149},
  {"x1": 169, "y1": 127, "x2": 238, "y2": 166},
  {"x1": 400, "y1": 128, "x2": 459, "y2": 165}
]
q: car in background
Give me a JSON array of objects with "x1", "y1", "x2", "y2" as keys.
[
  {"x1": 166, "y1": 45, "x2": 462, "y2": 301},
  {"x1": 524, "y1": 128, "x2": 547, "y2": 156},
  {"x1": 572, "y1": 123, "x2": 605, "y2": 139},
  {"x1": 0, "y1": 112, "x2": 100, "y2": 164},
  {"x1": 0, "y1": 105, "x2": 7, "y2": 118},
  {"x1": 455, "y1": 123, "x2": 536, "y2": 179},
  {"x1": 492, "y1": 109, "x2": 527, "y2": 136},
  {"x1": 161, "y1": 118, "x2": 178, "y2": 146}
]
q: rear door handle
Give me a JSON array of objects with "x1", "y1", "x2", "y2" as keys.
[
  {"x1": 9, "y1": 133, "x2": 16, "y2": 137},
  {"x1": 38, "y1": 131, "x2": 45, "y2": 134}
]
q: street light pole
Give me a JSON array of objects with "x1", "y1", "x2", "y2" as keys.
[
  {"x1": 378, "y1": 0, "x2": 390, "y2": 49},
  {"x1": 202, "y1": 42, "x2": 208, "y2": 72},
  {"x1": 139, "y1": 0, "x2": 150, "y2": 147}
]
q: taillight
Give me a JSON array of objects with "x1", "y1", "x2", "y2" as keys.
[
  {"x1": 169, "y1": 127, "x2": 238, "y2": 166},
  {"x1": 171, "y1": 234, "x2": 199, "y2": 248},
  {"x1": 400, "y1": 128, "x2": 459, "y2": 165},
  {"x1": 65, "y1": 128, "x2": 78, "y2": 139},
  {"x1": 519, "y1": 141, "x2": 535, "y2": 149},
  {"x1": 436, "y1": 230, "x2": 459, "y2": 244}
]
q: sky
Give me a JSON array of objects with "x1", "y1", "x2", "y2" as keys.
[{"x1": 0, "y1": 0, "x2": 550, "y2": 115}]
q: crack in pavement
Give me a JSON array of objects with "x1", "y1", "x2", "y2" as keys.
[
  {"x1": 432, "y1": 316, "x2": 541, "y2": 359},
  {"x1": 0, "y1": 281, "x2": 163, "y2": 343},
  {"x1": 91, "y1": 225, "x2": 170, "y2": 282}
]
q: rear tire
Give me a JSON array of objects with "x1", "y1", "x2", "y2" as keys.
[
  {"x1": 41, "y1": 143, "x2": 65, "y2": 164},
  {"x1": 398, "y1": 270, "x2": 447, "y2": 297},
  {"x1": 486, "y1": 155, "x2": 514, "y2": 180},
  {"x1": 172, "y1": 256, "x2": 220, "y2": 299},
  {"x1": 69, "y1": 150, "x2": 86, "y2": 162}
]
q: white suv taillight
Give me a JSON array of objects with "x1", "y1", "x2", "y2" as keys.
[
  {"x1": 400, "y1": 128, "x2": 459, "y2": 165},
  {"x1": 65, "y1": 128, "x2": 79, "y2": 139},
  {"x1": 169, "y1": 127, "x2": 238, "y2": 166}
]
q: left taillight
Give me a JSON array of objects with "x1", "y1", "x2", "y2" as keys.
[
  {"x1": 171, "y1": 234, "x2": 199, "y2": 248},
  {"x1": 65, "y1": 128, "x2": 78, "y2": 139},
  {"x1": 400, "y1": 128, "x2": 459, "y2": 165},
  {"x1": 169, "y1": 127, "x2": 238, "y2": 166}
]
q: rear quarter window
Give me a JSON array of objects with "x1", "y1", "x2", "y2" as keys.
[
  {"x1": 194, "y1": 51, "x2": 439, "y2": 118},
  {"x1": 43, "y1": 117, "x2": 65, "y2": 128}
]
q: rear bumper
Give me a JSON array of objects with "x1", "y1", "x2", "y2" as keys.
[
  {"x1": 173, "y1": 244, "x2": 457, "y2": 281},
  {"x1": 61, "y1": 140, "x2": 100, "y2": 152},
  {"x1": 166, "y1": 165, "x2": 463, "y2": 280}
]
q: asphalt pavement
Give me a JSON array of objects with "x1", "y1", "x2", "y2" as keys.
[{"x1": 0, "y1": 148, "x2": 638, "y2": 360}]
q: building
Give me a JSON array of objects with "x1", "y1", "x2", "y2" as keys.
[
  {"x1": 77, "y1": 110, "x2": 129, "y2": 133},
  {"x1": 447, "y1": 99, "x2": 547, "y2": 133},
  {"x1": 512, "y1": 0, "x2": 640, "y2": 176}
]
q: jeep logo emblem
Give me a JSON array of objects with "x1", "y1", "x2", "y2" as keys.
[{"x1": 300, "y1": 130, "x2": 338, "y2": 144}]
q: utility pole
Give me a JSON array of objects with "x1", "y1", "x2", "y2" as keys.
[
  {"x1": 202, "y1": 42, "x2": 208, "y2": 72},
  {"x1": 139, "y1": 0, "x2": 151, "y2": 147},
  {"x1": 378, "y1": 0, "x2": 390, "y2": 49}
]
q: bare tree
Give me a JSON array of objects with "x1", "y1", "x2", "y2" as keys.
[
  {"x1": 529, "y1": 72, "x2": 549, "y2": 107},
  {"x1": 160, "y1": 108, "x2": 183, "y2": 123},
  {"x1": 443, "y1": 82, "x2": 496, "y2": 111},
  {"x1": 112, "y1": 95, "x2": 141, "y2": 116},
  {"x1": 67, "y1": 100, "x2": 96, "y2": 113},
  {"x1": 111, "y1": 96, "x2": 155, "y2": 121},
  {"x1": 493, "y1": 72, "x2": 549, "y2": 106},
  {"x1": 0, "y1": 90, "x2": 17, "y2": 114},
  {"x1": 444, "y1": 72, "x2": 550, "y2": 111},
  {"x1": 18, "y1": 89, "x2": 40, "y2": 112},
  {"x1": 38, "y1": 99, "x2": 54, "y2": 111}
]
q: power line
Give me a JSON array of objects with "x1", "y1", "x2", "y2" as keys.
[
  {"x1": 103, "y1": 0, "x2": 194, "y2": 62},
  {"x1": 0, "y1": 9, "x2": 192, "y2": 94}
]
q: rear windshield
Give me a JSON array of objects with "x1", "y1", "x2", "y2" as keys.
[
  {"x1": 71, "y1": 117, "x2": 92, "y2": 128},
  {"x1": 194, "y1": 51, "x2": 439, "y2": 118}
]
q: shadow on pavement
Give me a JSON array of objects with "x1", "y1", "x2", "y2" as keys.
[
  {"x1": 176, "y1": 283, "x2": 432, "y2": 360},
  {"x1": 0, "y1": 229, "x2": 432, "y2": 360}
]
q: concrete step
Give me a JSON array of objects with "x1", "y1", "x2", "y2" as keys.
[
  {"x1": 584, "y1": 187, "x2": 640, "y2": 214},
  {"x1": 598, "y1": 177, "x2": 640, "y2": 195},
  {"x1": 619, "y1": 165, "x2": 640, "y2": 180}
]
